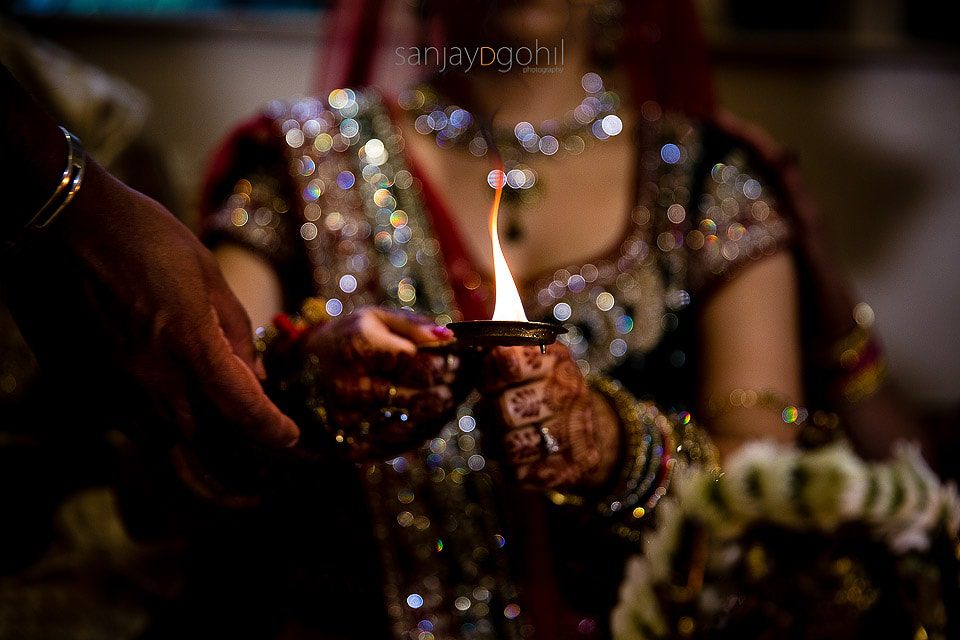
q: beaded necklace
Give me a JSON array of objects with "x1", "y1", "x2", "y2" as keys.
[{"x1": 397, "y1": 72, "x2": 624, "y2": 240}]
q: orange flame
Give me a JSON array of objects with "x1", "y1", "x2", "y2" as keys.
[{"x1": 489, "y1": 169, "x2": 528, "y2": 322}]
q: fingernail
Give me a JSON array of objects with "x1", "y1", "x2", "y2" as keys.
[
  {"x1": 284, "y1": 435, "x2": 300, "y2": 448},
  {"x1": 432, "y1": 325, "x2": 453, "y2": 338}
]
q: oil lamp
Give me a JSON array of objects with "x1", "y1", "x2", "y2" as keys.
[{"x1": 445, "y1": 168, "x2": 566, "y2": 352}]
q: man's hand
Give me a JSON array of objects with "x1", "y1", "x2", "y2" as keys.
[{"x1": 4, "y1": 159, "x2": 299, "y2": 492}]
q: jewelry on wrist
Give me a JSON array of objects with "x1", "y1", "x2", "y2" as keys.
[
  {"x1": 24, "y1": 126, "x2": 85, "y2": 232},
  {"x1": 254, "y1": 296, "x2": 331, "y2": 357},
  {"x1": 257, "y1": 297, "x2": 343, "y2": 448},
  {"x1": 705, "y1": 387, "x2": 845, "y2": 449},
  {"x1": 548, "y1": 375, "x2": 718, "y2": 542},
  {"x1": 3, "y1": 126, "x2": 85, "y2": 255},
  {"x1": 822, "y1": 303, "x2": 886, "y2": 405},
  {"x1": 256, "y1": 296, "x2": 330, "y2": 405},
  {"x1": 548, "y1": 376, "x2": 654, "y2": 512},
  {"x1": 706, "y1": 388, "x2": 810, "y2": 427},
  {"x1": 596, "y1": 381, "x2": 666, "y2": 517},
  {"x1": 835, "y1": 356, "x2": 887, "y2": 404}
]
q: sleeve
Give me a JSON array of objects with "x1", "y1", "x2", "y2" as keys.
[
  {"x1": 198, "y1": 114, "x2": 306, "y2": 301},
  {"x1": 685, "y1": 128, "x2": 793, "y2": 295}
]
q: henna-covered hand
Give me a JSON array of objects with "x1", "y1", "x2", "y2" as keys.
[
  {"x1": 301, "y1": 307, "x2": 461, "y2": 461},
  {"x1": 477, "y1": 344, "x2": 620, "y2": 491}
]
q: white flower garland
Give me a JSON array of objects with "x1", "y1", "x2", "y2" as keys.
[{"x1": 611, "y1": 440, "x2": 960, "y2": 640}]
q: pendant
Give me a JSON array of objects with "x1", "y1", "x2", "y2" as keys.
[
  {"x1": 505, "y1": 216, "x2": 524, "y2": 242},
  {"x1": 500, "y1": 190, "x2": 526, "y2": 242}
]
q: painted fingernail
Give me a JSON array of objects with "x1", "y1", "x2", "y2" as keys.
[{"x1": 432, "y1": 325, "x2": 453, "y2": 338}]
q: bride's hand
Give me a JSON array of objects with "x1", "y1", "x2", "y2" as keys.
[
  {"x1": 477, "y1": 344, "x2": 620, "y2": 491},
  {"x1": 302, "y1": 307, "x2": 460, "y2": 460}
]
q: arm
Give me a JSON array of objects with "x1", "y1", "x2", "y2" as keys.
[
  {"x1": 214, "y1": 245, "x2": 284, "y2": 330},
  {"x1": 473, "y1": 258, "x2": 801, "y2": 494},
  {"x1": 0, "y1": 65, "x2": 72, "y2": 238},
  {"x1": 1, "y1": 66, "x2": 299, "y2": 493},
  {"x1": 714, "y1": 111, "x2": 932, "y2": 464},
  {"x1": 202, "y1": 134, "x2": 463, "y2": 461},
  {"x1": 699, "y1": 252, "x2": 803, "y2": 459}
]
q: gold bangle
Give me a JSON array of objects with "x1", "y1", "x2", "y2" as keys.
[
  {"x1": 839, "y1": 357, "x2": 887, "y2": 404},
  {"x1": 547, "y1": 376, "x2": 653, "y2": 512},
  {"x1": 589, "y1": 375, "x2": 660, "y2": 516},
  {"x1": 826, "y1": 302, "x2": 878, "y2": 371},
  {"x1": 545, "y1": 376, "x2": 720, "y2": 544}
]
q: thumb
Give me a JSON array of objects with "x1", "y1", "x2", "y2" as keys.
[
  {"x1": 183, "y1": 305, "x2": 300, "y2": 448},
  {"x1": 374, "y1": 308, "x2": 451, "y2": 345},
  {"x1": 205, "y1": 262, "x2": 263, "y2": 376}
]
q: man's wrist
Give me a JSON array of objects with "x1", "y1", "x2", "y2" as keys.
[
  {"x1": 1, "y1": 123, "x2": 86, "y2": 254},
  {"x1": 0, "y1": 67, "x2": 70, "y2": 239}
]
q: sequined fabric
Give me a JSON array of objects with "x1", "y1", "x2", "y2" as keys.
[{"x1": 202, "y1": 88, "x2": 791, "y2": 639}]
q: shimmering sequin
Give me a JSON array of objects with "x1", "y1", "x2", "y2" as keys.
[
  {"x1": 596, "y1": 292, "x2": 615, "y2": 311},
  {"x1": 339, "y1": 274, "x2": 358, "y2": 293},
  {"x1": 325, "y1": 298, "x2": 343, "y2": 317},
  {"x1": 300, "y1": 222, "x2": 318, "y2": 241},
  {"x1": 337, "y1": 170, "x2": 356, "y2": 190},
  {"x1": 407, "y1": 594, "x2": 424, "y2": 609},
  {"x1": 601, "y1": 114, "x2": 623, "y2": 136},
  {"x1": 661, "y1": 143, "x2": 681, "y2": 164},
  {"x1": 285, "y1": 128, "x2": 305, "y2": 148},
  {"x1": 487, "y1": 169, "x2": 506, "y2": 189},
  {"x1": 854, "y1": 302, "x2": 876, "y2": 327}
]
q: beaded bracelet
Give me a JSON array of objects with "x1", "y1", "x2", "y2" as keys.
[
  {"x1": 705, "y1": 387, "x2": 844, "y2": 448},
  {"x1": 706, "y1": 388, "x2": 810, "y2": 427}
]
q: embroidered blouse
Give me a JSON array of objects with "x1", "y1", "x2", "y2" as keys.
[{"x1": 200, "y1": 88, "x2": 791, "y2": 640}]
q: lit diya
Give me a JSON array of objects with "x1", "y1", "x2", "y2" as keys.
[{"x1": 445, "y1": 168, "x2": 566, "y2": 352}]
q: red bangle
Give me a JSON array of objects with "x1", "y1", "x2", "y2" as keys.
[{"x1": 273, "y1": 312, "x2": 307, "y2": 342}]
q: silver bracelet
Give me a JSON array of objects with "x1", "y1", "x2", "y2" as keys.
[{"x1": 22, "y1": 126, "x2": 86, "y2": 232}]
